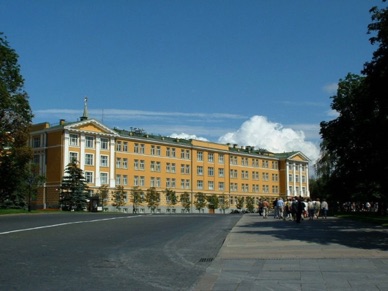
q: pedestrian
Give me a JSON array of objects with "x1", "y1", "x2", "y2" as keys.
[
  {"x1": 321, "y1": 199, "x2": 328, "y2": 219},
  {"x1": 273, "y1": 198, "x2": 278, "y2": 218},
  {"x1": 296, "y1": 197, "x2": 305, "y2": 223},
  {"x1": 314, "y1": 198, "x2": 321, "y2": 219},
  {"x1": 262, "y1": 199, "x2": 269, "y2": 218},
  {"x1": 307, "y1": 199, "x2": 315, "y2": 220},
  {"x1": 277, "y1": 197, "x2": 285, "y2": 219}
]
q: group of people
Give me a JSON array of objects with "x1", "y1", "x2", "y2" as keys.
[{"x1": 258, "y1": 197, "x2": 329, "y2": 223}]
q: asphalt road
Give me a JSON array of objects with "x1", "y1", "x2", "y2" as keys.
[{"x1": 0, "y1": 212, "x2": 241, "y2": 290}]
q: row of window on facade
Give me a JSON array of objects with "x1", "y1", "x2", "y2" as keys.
[
  {"x1": 33, "y1": 134, "x2": 307, "y2": 171},
  {"x1": 88, "y1": 171, "x2": 282, "y2": 193},
  {"x1": 73, "y1": 152, "x2": 289, "y2": 181}
]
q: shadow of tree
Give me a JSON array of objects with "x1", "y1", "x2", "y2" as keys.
[{"x1": 235, "y1": 215, "x2": 388, "y2": 251}]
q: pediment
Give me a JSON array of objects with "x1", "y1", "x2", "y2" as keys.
[{"x1": 64, "y1": 119, "x2": 118, "y2": 136}]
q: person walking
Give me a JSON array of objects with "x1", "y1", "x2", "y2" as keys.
[
  {"x1": 262, "y1": 199, "x2": 269, "y2": 218},
  {"x1": 277, "y1": 197, "x2": 285, "y2": 219},
  {"x1": 321, "y1": 199, "x2": 329, "y2": 219},
  {"x1": 314, "y1": 198, "x2": 321, "y2": 219},
  {"x1": 307, "y1": 199, "x2": 315, "y2": 220},
  {"x1": 296, "y1": 197, "x2": 305, "y2": 223}
]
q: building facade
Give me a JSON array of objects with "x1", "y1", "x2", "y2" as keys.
[{"x1": 29, "y1": 115, "x2": 310, "y2": 213}]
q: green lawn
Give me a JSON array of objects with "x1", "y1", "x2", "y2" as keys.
[
  {"x1": 0, "y1": 208, "x2": 60, "y2": 215},
  {"x1": 335, "y1": 212, "x2": 388, "y2": 227}
]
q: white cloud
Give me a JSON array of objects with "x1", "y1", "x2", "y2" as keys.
[
  {"x1": 169, "y1": 133, "x2": 208, "y2": 141},
  {"x1": 323, "y1": 83, "x2": 338, "y2": 94},
  {"x1": 217, "y1": 116, "x2": 320, "y2": 164}
]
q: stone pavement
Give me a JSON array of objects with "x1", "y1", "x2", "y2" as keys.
[{"x1": 193, "y1": 213, "x2": 388, "y2": 291}]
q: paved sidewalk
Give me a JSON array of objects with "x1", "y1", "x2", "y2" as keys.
[{"x1": 193, "y1": 214, "x2": 388, "y2": 291}]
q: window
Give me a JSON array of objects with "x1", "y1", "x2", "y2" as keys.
[
  {"x1": 180, "y1": 179, "x2": 185, "y2": 189},
  {"x1": 218, "y1": 182, "x2": 224, "y2": 191},
  {"x1": 197, "y1": 151, "x2": 203, "y2": 161},
  {"x1": 171, "y1": 148, "x2": 176, "y2": 157},
  {"x1": 252, "y1": 159, "x2": 259, "y2": 167},
  {"x1": 218, "y1": 168, "x2": 224, "y2": 177},
  {"x1": 208, "y1": 153, "x2": 214, "y2": 163},
  {"x1": 171, "y1": 163, "x2": 176, "y2": 173},
  {"x1": 139, "y1": 160, "x2": 145, "y2": 170},
  {"x1": 134, "y1": 143, "x2": 139, "y2": 153},
  {"x1": 185, "y1": 179, "x2": 190, "y2": 189},
  {"x1": 166, "y1": 163, "x2": 171, "y2": 173},
  {"x1": 197, "y1": 166, "x2": 203, "y2": 175},
  {"x1": 116, "y1": 157, "x2": 121, "y2": 168},
  {"x1": 123, "y1": 158, "x2": 128, "y2": 169},
  {"x1": 272, "y1": 174, "x2": 279, "y2": 182},
  {"x1": 134, "y1": 176, "x2": 139, "y2": 186},
  {"x1": 116, "y1": 141, "x2": 122, "y2": 151},
  {"x1": 85, "y1": 136, "x2": 94, "y2": 148},
  {"x1": 140, "y1": 144, "x2": 145, "y2": 154},
  {"x1": 100, "y1": 155, "x2": 108, "y2": 167},
  {"x1": 151, "y1": 177, "x2": 156, "y2": 187},
  {"x1": 262, "y1": 160, "x2": 269, "y2": 168},
  {"x1": 116, "y1": 174, "x2": 121, "y2": 185},
  {"x1": 100, "y1": 173, "x2": 108, "y2": 185},
  {"x1": 85, "y1": 154, "x2": 94, "y2": 166},
  {"x1": 123, "y1": 175, "x2": 128, "y2": 185},
  {"x1": 241, "y1": 170, "x2": 249, "y2": 179},
  {"x1": 101, "y1": 138, "x2": 109, "y2": 150},
  {"x1": 85, "y1": 172, "x2": 93, "y2": 183},
  {"x1": 166, "y1": 147, "x2": 171, "y2": 157},
  {"x1": 70, "y1": 134, "x2": 79, "y2": 146},
  {"x1": 151, "y1": 145, "x2": 156, "y2": 155},
  {"x1": 218, "y1": 154, "x2": 224, "y2": 164},
  {"x1": 140, "y1": 176, "x2": 145, "y2": 186},
  {"x1": 134, "y1": 159, "x2": 139, "y2": 170},
  {"x1": 156, "y1": 146, "x2": 161, "y2": 156},
  {"x1": 252, "y1": 171, "x2": 259, "y2": 180},
  {"x1": 123, "y1": 142, "x2": 128, "y2": 152},
  {"x1": 33, "y1": 137, "x2": 40, "y2": 148},
  {"x1": 208, "y1": 167, "x2": 214, "y2": 176},
  {"x1": 241, "y1": 157, "x2": 248, "y2": 166},
  {"x1": 262, "y1": 172, "x2": 269, "y2": 181},
  {"x1": 295, "y1": 175, "x2": 300, "y2": 183},
  {"x1": 208, "y1": 181, "x2": 214, "y2": 190},
  {"x1": 69, "y1": 152, "x2": 78, "y2": 163},
  {"x1": 230, "y1": 156, "x2": 237, "y2": 165},
  {"x1": 272, "y1": 161, "x2": 278, "y2": 169},
  {"x1": 289, "y1": 174, "x2": 293, "y2": 182},
  {"x1": 197, "y1": 180, "x2": 203, "y2": 190}
]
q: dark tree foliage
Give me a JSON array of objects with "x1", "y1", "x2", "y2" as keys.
[
  {"x1": 59, "y1": 160, "x2": 89, "y2": 211},
  {"x1": 194, "y1": 192, "x2": 206, "y2": 213},
  {"x1": 130, "y1": 186, "x2": 144, "y2": 214},
  {"x1": 319, "y1": 2, "x2": 388, "y2": 213},
  {"x1": 0, "y1": 33, "x2": 33, "y2": 208},
  {"x1": 180, "y1": 192, "x2": 191, "y2": 213},
  {"x1": 145, "y1": 187, "x2": 160, "y2": 213},
  {"x1": 206, "y1": 194, "x2": 219, "y2": 210},
  {"x1": 112, "y1": 185, "x2": 126, "y2": 210}
]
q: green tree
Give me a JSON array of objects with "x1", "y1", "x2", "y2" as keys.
[
  {"x1": 130, "y1": 186, "x2": 144, "y2": 214},
  {"x1": 165, "y1": 188, "x2": 177, "y2": 212},
  {"x1": 59, "y1": 160, "x2": 89, "y2": 211},
  {"x1": 112, "y1": 185, "x2": 126, "y2": 211},
  {"x1": 0, "y1": 33, "x2": 33, "y2": 208},
  {"x1": 97, "y1": 184, "x2": 110, "y2": 207},
  {"x1": 246, "y1": 196, "x2": 255, "y2": 213},
  {"x1": 194, "y1": 192, "x2": 206, "y2": 213},
  {"x1": 145, "y1": 187, "x2": 160, "y2": 213},
  {"x1": 206, "y1": 194, "x2": 219, "y2": 212},
  {"x1": 218, "y1": 194, "x2": 230, "y2": 214},
  {"x1": 319, "y1": 3, "x2": 388, "y2": 213},
  {"x1": 236, "y1": 196, "x2": 244, "y2": 211},
  {"x1": 180, "y1": 192, "x2": 191, "y2": 213}
]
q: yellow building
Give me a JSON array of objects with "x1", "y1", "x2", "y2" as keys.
[{"x1": 29, "y1": 110, "x2": 310, "y2": 213}]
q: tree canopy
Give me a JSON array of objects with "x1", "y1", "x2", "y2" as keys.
[
  {"x1": 0, "y1": 33, "x2": 33, "y2": 208},
  {"x1": 59, "y1": 160, "x2": 89, "y2": 211},
  {"x1": 318, "y1": 2, "x2": 388, "y2": 212}
]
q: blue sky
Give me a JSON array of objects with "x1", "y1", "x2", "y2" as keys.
[{"x1": 1, "y1": 0, "x2": 381, "y2": 166}]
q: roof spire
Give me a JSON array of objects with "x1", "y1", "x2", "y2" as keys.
[{"x1": 81, "y1": 96, "x2": 88, "y2": 121}]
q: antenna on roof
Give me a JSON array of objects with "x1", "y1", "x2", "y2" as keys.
[{"x1": 80, "y1": 96, "x2": 89, "y2": 121}]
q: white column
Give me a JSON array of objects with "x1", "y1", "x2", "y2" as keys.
[
  {"x1": 110, "y1": 137, "x2": 116, "y2": 188},
  {"x1": 292, "y1": 163, "x2": 296, "y2": 196},
  {"x1": 299, "y1": 164, "x2": 303, "y2": 197},
  {"x1": 79, "y1": 134, "x2": 85, "y2": 169},
  {"x1": 305, "y1": 164, "x2": 309, "y2": 197},
  {"x1": 64, "y1": 132, "x2": 70, "y2": 168},
  {"x1": 286, "y1": 162, "x2": 289, "y2": 197},
  {"x1": 95, "y1": 137, "x2": 101, "y2": 187}
]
